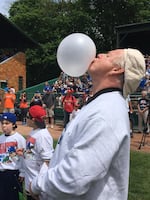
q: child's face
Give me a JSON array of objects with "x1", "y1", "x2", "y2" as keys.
[
  {"x1": 27, "y1": 118, "x2": 34, "y2": 128},
  {"x1": 1, "y1": 120, "x2": 13, "y2": 134},
  {"x1": 26, "y1": 113, "x2": 36, "y2": 129}
]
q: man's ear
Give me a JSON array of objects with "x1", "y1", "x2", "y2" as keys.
[{"x1": 112, "y1": 67, "x2": 125, "y2": 75}]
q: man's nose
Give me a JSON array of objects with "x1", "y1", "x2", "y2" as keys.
[{"x1": 97, "y1": 53, "x2": 105, "y2": 58}]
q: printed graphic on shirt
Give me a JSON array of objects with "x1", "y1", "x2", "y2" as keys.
[
  {"x1": 25, "y1": 136, "x2": 36, "y2": 159},
  {"x1": 0, "y1": 141, "x2": 18, "y2": 163}
]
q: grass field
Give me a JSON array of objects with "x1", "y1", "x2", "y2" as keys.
[
  {"x1": 128, "y1": 151, "x2": 150, "y2": 200},
  {"x1": 19, "y1": 150, "x2": 150, "y2": 200}
]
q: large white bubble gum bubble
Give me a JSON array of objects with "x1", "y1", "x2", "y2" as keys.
[{"x1": 57, "y1": 33, "x2": 96, "y2": 77}]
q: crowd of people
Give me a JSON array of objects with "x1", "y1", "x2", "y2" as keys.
[
  {"x1": 0, "y1": 48, "x2": 147, "y2": 200},
  {"x1": 0, "y1": 72, "x2": 93, "y2": 129},
  {"x1": 130, "y1": 55, "x2": 150, "y2": 135},
  {"x1": 1, "y1": 51, "x2": 150, "y2": 132},
  {"x1": 1, "y1": 60, "x2": 149, "y2": 133},
  {"x1": 138, "y1": 54, "x2": 150, "y2": 93}
]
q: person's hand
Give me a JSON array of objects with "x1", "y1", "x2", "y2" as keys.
[
  {"x1": 42, "y1": 104, "x2": 46, "y2": 108},
  {"x1": 29, "y1": 182, "x2": 40, "y2": 200},
  {"x1": 130, "y1": 109, "x2": 133, "y2": 114},
  {"x1": 16, "y1": 148, "x2": 24, "y2": 156},
  {"x1": 138, "y1": 109, "x2": 143, "y2": 114},
  {"x1": 18, "y1": 176, "x2": 24, "y2": 183},
  {"x1": 51, "y1": 105, "x2": 55, "y2": 110}
]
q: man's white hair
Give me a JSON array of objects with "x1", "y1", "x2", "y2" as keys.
[{"x1": 122, "y1": 48, "x2": 146, "y2": 97}]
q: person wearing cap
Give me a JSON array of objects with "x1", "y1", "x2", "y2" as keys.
[
  {"x1": 19, "y1": 91, "x2": 29, "y2": 125},
  {"x1": 30, "y1": 48, "x2": 145, "y2": 200},
  {"x1": 21, "y1": 105, "x2": 54, "y2": 200},
  {"x1": 30, "y1": 91, "x2": 43, "y2": 107},
  {"x1": 0, "y1": 113, "x2": 26, "y2": 200},
  {"x1": 3, "y1": 87, "x2": 16, "y2": 113},
  {"x1": 62, "y1": 88, "x2": 77, "y2": 128},
  {"x1": 42, "y1": 88, "x2": 55, "y2": 129},
  {"x1": 43, "y1": 81, "x2": 52, "y2": 94}
]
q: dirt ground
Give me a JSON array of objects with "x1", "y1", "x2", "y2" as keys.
[
  {"x1": 130, "y1": 132, "x2": 150, "y2": 153},
  {"x1": 14, "y1": 121, "x2": 63, "y2": 141},
  {"x1": 1, "y1": 121, "x2": 150, "y2": 153}
]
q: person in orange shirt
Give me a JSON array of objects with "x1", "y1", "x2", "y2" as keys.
[
  {"x1": 19, "y1": 91, "x2": 28, "y2": 125},
  {"x1": 3, "y1": 88, "x2": 16, "y2": 113}
]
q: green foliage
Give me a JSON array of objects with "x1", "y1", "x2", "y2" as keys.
[
  {"x1": 9, "y1": 0, "x2": 93, "y2": 86},
  {"x1": 8, "y1": 0, "x2": 150, "y2": 86},
  {"x1": 79, "y1": 0, "x2": 150, "y2": 51}
]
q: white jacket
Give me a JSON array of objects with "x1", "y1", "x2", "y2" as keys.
[{"x1": 31, "y1": 91, "x2": 130, "y2": 200}]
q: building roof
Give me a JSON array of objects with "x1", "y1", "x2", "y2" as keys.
[
  {"x1": 115, "y1": 21, "x2": 150, "y2": 54},
  {"x1": 0, "y1": 13, "x2": 39, "y2": 49}
]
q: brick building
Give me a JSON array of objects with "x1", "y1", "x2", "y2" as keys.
[
  {"x1": 0, "y1": 52, "x2": 26, "y2": 91},
  {"x1": 0, "y1": 13, "x2": 39, "y2": 92},
  {"x1": 0, "y1": 13, "x2": 39, "y2": 113}
]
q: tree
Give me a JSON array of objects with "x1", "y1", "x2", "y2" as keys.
[
  {"x1": 9, "y1": 0, "x2": 93, "y2": 86},
  {"x1": 79, "y1": 0, "x2": 150, "y2": 52},
  {"x1": 9, "y1": 0, "x2": 150, "y2": 86}
]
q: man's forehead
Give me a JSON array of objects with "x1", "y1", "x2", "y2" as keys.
[{"x1": 108, "y1": 49, "x2": 124, "y2": 55}]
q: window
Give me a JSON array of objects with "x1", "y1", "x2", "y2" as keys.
[{"x1": 0, "y1": 80, "x2": 7, "y2": 89}]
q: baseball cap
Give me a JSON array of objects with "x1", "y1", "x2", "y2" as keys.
[
  {"x1": 0, "y1": 113, "x2": 17, "y2": 124},
  {"x1": 29, "y1": 105, "x2": 46, "y2": 122},
  {"x1": 45, "y1": 86, "x2": 52, "y2": 92},
  {"x1": 123, "y1": 48, "x2": 146, "y2": 97}
]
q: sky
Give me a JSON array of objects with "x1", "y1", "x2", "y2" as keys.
[{"x1": 0, "y1": 0, "x2": 16, "y2": 17}]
